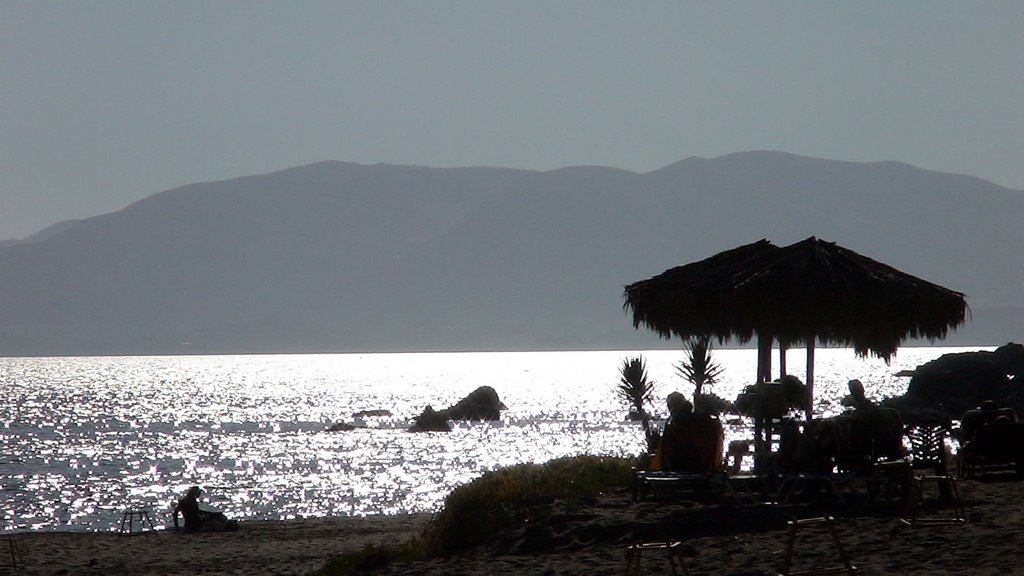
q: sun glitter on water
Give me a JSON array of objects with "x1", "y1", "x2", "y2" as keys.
[{"x1": 0, "y1": 347, "x2": 979, "y2": 531}]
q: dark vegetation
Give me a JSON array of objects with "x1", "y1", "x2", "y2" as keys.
[
  {"x1": 317, "y1": 456, "x2": 633, "y2": 575},
  {"x1": 616, "y1": 357, "x2": 657, "y2": 451}
]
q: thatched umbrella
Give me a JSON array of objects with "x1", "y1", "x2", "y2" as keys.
[
  {"x1": 623, "y1": 238, "x2": 783, "y2": 390},
  {"x1": 622, "y1": 238, "x2": 780, "y2": 344},
  {"x1": 624, "y1": 236, "x2": 969, "y2": 421}
]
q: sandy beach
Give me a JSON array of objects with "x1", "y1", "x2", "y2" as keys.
[
  {"x1": 6, "y1": 473, "x2": 1023, "y2": 576},
  {"x1": 4, "y1": 514, "x2": 432, "y2": 576}
]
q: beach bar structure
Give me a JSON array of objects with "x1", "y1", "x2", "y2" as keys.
[{"x1": 623, "y1": 237, "x2": 968, "y2": 463}]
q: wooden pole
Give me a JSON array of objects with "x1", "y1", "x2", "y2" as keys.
[
  {"x1": 805, "y1": 339, "x2": 815, "y2": 422},
  {"x1": 754, "y1": 333, "x2": 775, "y2": 473},
  {"x1": 779, "y1": 340, "x2": 788, "y2": 377},
  {"x1": 757, "y1": 334, "x2": 772, "y2": 383}
]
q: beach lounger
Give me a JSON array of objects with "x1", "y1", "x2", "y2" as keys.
[
  {"x1": 959, "y1": 421, "x2": 1024, "y2": 478},
  {"x1": 720, "y1": 472, "x2": 774, "y2": 506},
  {"x1": 633, "y1": 413, "x2": 726, "y2": 501},
  {"x1": 632, "y1": 470, "x2": 718, "y2": 502}
]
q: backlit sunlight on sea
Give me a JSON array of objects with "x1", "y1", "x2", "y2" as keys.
[{"x1": 0, "y1": 347, "x2": 986, "y2": 531}]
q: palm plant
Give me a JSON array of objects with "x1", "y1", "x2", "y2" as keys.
[
  {"x1": 617, "y1": 356, "x2": 657, "y2": 451},
  {"x1": 676, "y1": 336, "x2": 725, "y2": 400}
]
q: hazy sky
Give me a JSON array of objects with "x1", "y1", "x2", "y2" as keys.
[{"x1": 2, "y1": 1, "x2": 1021, "y2": 239}]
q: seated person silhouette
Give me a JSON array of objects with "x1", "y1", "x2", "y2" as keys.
[
  {"x1": 846, "y1": 379, "x2": 874, "y2": 411},
  {"x1": 959, "y1": 401, "x2": 1024, "y2": 473},
  {"x1": 843, "y1": 378, "x2": 905, "y2": 461},
  {"x1": 173, "y1": 486, "x2": 237, "y2": 532},
  {"x1": 653, "y1": 392, "x2": 724, "y2": 473},
  {"x1": 959, "y1": 400, "x2": 1018, "y2": 444}
]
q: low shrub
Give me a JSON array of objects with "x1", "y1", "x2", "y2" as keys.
[
  {"x1": 422, "y1": 454, "x2": 633, "y2": 554},
  {"x1": 317, "y1": 455, "x2": 632, "y2": 575}
]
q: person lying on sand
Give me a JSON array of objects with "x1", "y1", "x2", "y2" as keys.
[{"x1": 173, "y1": 486, "x2": 238, "y2": 532}]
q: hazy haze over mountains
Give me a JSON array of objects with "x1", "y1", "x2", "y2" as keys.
[{"x1": 0, "y1": 151, "x2": 1020, "y2": 356}]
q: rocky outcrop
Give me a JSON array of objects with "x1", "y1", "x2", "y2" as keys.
[
  {"x1": 352, "y1": 409, "x2": 392, "y2": 418},
  {"x1": 906, "y1": 355, "x2": 1010, "y2": 407},
  {"x1": 991, "y1": 343, "x2": 1024, "y2": 376},
  {"x1": 409, "y1": 405, "x2": 452, "y2": 432},
  {"x1": 883, "y1": 343, "x2": 1024, "y2": 423},
  {"x1": 445, "y1": 386, "x2": 507, "y2": 421},
  {"x1": 408, "y1": 386, "x2": 507, "y2": 432}
]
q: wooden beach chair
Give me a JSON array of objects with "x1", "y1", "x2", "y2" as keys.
[
  {"x1": 892, "y1": 420, "x2": 951, "y2": 503},
  {"x1": 779, "y1": 516, "x2": 857, "y2": 575},
  {"x1": 959, "y1": 421, "x2": 1024, "y2": 478},
  {"x1": 900, "y1": 473, "x2": 967, "y2": 526},
  {"x1": 625, "y1": 540, "x2": 692, "y2": 576},
  {"x1": 905, "y1": 421, "x2": 951, "y2": 474},
  {"x1": 0, "y1": 535, "x2": 23, "y2": 569}
]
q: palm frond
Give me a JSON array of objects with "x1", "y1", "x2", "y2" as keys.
[
  {"x1": 676, "y1": 336, "x2": 725, "y2": 400},
  {"x1": 617, "y1": 356, "x2": 656, "y2": 451}
]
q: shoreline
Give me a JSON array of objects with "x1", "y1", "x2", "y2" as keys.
[
  {"x1": 5, "y1": 514, "x2": 432, "y2": 576},
  {"x1": 7, "y1": 475, "x2": 1024, "y2": 575}
]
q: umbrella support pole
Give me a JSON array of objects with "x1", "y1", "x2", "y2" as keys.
[
  {"x1": 779, "y1": 341, "x2": 788, "y2": 377},
  {"x1": 753, "y1": 417, "x2": 777, "y2": 474},
  {"x1": 757, "y1": 336, "x2": 773, "y2": 383},
  {"x1": 753, "y1": 417, "x2": 765, "y2": 473},
  {"x1": 805, "y1": 342, "x2": 815, "y2": 422}
]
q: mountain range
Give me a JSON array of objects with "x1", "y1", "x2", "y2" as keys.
[{"x1": 1, "y1": 151, "x2": 1021, "y2": 356}]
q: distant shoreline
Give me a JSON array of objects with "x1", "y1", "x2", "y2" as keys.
[{"x1": 0, "y1": 342, "x2": 1000, "y2": 360}]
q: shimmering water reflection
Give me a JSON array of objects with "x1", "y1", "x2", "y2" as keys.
[{"x1": 0, "y1": 348, "x2": 976, "y2": 531}]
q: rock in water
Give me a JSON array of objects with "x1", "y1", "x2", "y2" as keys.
[
  {"x1": 352, "y1": 409, "x2": 392, "y2": 418},
  {"x1": 445, "y1": 385, "x2": 507, "y2": 421},
  {"x1": 886, "y1": 343, "x2": 1024, "y2": 422},
  {"x1": 409, "y1": 405, "x2": 452, "y2": 432},
  {"x1": 408, "y1": 386, "x2": 507, "y2": 431}
]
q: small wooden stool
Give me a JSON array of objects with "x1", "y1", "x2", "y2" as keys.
[
  {"x1": 868, "y1": 459, "x2": 911, "y2": 504},
  {"x1": 780, "y1": 516, "x2": 857, "y2": 576},
  {"x1": 901, "y1": 474, "x2": 966, "y2": 526},
  {"x1": 625, "y1": 540, "x2": 691, "y2": 576},
  {"x1": 0, "y1": 535, "x2": 24, "y2": 568},
  {"x1": 119, "y1": 508, "x2": 156, "y2": 535}
]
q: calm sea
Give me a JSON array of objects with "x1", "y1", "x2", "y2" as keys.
[{"x1": 0, "y1": 347, "x2": 982, "y2": 532}]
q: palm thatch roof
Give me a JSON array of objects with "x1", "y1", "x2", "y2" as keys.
[
  {"x1": 623, "y1": 237, "x2": 968, "y2": 361},
  {"x1": 623, "y1": 239, "x2": 780, "y2": 346}
]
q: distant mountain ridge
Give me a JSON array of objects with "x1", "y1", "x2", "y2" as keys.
[
  {"x1": 0, "y1": 151, "x2": 1020, "y2": 356},
  {"x1": 0, "y1": 219, "x2": 81, "y2": 248}
]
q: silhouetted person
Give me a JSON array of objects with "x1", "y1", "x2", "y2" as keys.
[
  {"x1": 655, "y1": 392, "x2": 723, "y2": 473},
  {"x1": 846, "y1": 379, "x2": 874, "y2": 411},
  {"x1": 959, "y1": 400, "x2": 1017, "y2": 444},
  {"x1": 844, "y1": 378, "x2": 905, "y2": 461},
  {"x1": 776, "y1": 418, "x2": 803, "y2": 474},
  {"x1": 959, "y1": 400, "x2": 1024, "y2": 477},
  {"x1": 173, "y1": 486, "x2": 237, "y2": 532}
]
